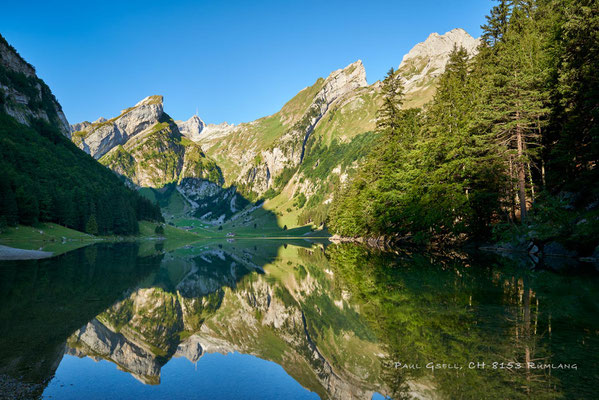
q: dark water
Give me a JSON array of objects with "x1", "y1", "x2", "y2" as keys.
[{"x1": 0, "y1": 240, "x2": 598, "y2": 399}]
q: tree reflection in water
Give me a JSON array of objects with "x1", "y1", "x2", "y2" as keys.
[{"x1": 0, "y1": 240, "x2": 597, "y2": 399}]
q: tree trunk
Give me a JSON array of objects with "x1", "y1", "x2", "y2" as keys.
[
  {"x1": 541, "y1": 159, "x2": 546, "y2": 188},
  {"x1": 509, "y1": 156, "x2": 516, "y2": 221},
  {"x1": 516, "y1": 117, "x2": 527, "y2": 221},
  {"x1": 524, "y1": 286, "x2": 531, "y2": 394},
  {"x1": 527, "y1": 162, "x2": 535, "y2": 203}
]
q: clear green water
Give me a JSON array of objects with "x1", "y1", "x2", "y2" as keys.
[{"x1": 0, "y1": 240, "x2": 597, "y2": 399}]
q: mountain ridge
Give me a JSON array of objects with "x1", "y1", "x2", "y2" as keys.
[
  {"x1": 71, "y1": 95, "x2": 223, "y2": 189},
  {"x1": 0, "y1": 34, "x2": 163, "y2": 234},
  {"x1": 69, "y1": 28, "x2": 480, "y2": 228},
  {"x1": 0, "y1": 34, "x2": 70, "y2": 136}
]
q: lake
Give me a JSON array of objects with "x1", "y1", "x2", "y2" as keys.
[{"x1": 1, "y1": 240, "x2": 597, "y2": 399}]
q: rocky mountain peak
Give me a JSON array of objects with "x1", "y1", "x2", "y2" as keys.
[
  {"x1": 176, "y1": 114, "x2": 206, "y2": 142},
  {"x1": 398, "y1": 28, "x2": 481, "y2": 96},
  {"x1": 135, "y1": 95, "x2": 163, "y2": 107},
  {"x1": 401, "y1": 28, "x2": 480, "y2": 65},
  {"x1": 321, "y1": 60, "x2": 367, "y2": 102},
  {"x1": 71, "y1": 94, "x2": 165, "y2": 159},
  {"x1": 198, "y1": 122, "x2": 236, "y2": 142}
]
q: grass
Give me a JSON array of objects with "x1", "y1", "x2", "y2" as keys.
[
  {"x1": 214, "y1": 202, "x2": 316, "y2": 238},
  {"x1": 0, "y1": 223, "x2": 95, "y2": 255},
  {"x1": 312, "y1": 87, "x2": 380, "y2": 146},
  {"x1": 0, "y1": 220, "x2": 204, "y2": 257},
  {"x1": 138, "y1": 221, "x2": 200, "y2": 241},
  {"x1": 199, "y1": 76, "x2": 327, "y2": 185},
  {"x1": 250, "y1": 114, "x2": 285, "y2": 148},
  {"x1": 163, "y1": 190, "x2": 187, "y2": 217},
  {"x1": 262, "y1": 190, "x2": 305, "y2": 229},
  {"x1": 280, "y1": 77, "x2": 326, "y2": 125},
  {"x1": 173, "y1": 218, "x2": 210, "y2": 229}
]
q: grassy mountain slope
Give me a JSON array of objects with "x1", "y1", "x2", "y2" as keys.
[
  {"x1": 195, "y1": 43, "x2": 470, "y2": 229},
  {"x1": 198, "y1": 77, "x2": 328, "y2": 184},
  {"x1": 64, "y1": 30, "x2": 480, "y2": 233},
  {"x1": 0, "y1": 109, "x2": 162, "y2": 235}
]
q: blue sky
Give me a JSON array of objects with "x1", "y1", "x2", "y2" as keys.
[{"x1": 1, "y1": 0, "x2": 493, "y2": 125}]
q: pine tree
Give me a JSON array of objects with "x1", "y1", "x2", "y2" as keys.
[
  {"x1": 85, "y1": 214, "x2": 99, "y2": 235},
  {"x1": 481, "y1": 0, "x2": 513, "y2": 46},
  {"x1": 479, "y1": 2, "x2": 549, "y2": 221},
  {"x1": 412, "y1": 45, "x2": 503, "y2": 236},
  {"x1": 545, "y1": 0, "x2": 599, "y2": 195},
  {"x1": 38, "y1": 189, "x2": 53, "y2": 222},
  {"x1": 0, "y1": 177, "x2": 18, "y2": 226},
  {"x1": 329, "y1": 0, "x2": 597, "y2": 242},
  {"x1": 15, "y1": 186, "x2": 39, "y2": 225},
  {"x1": 377, "y1": 68, "x2": 405, "y2": 136}
]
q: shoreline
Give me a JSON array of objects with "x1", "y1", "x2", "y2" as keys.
[{"x1": 0, "y1": 245, "x2": 54, "y2": 260}]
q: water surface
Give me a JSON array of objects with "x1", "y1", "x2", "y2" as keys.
[{"x1": 0, "y1": 240, "x2": 597, "y2": 399}]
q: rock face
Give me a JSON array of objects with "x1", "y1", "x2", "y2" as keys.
[
  {"x1": 279, "y1": 59, "x2": 369, "y2": 164},
  {"x1": 177, "y1": 178, "x2": 248, "y2": 224},
  {"x1": 197, "y1": 60, "x2": 370, "y2": 195},
  {"x1": 398, "y1": 28, "x2": 481, "y2": 106},
  {"x1": 0, "y1": 34, "x2": 70, "y2": 136},
  {"x1": 69, "y1": 28, "x2": 480, "y2": 227},
  {"x1": 71, "y1": 95, "x2": 164, "y2": 159},
  {"x1": 71, "y1": 95, "x2": 223, "y2": 188},
  {"x1": 176, "y1": 115, "x2": 205, "y2": 141},
  {"x1": 196, "y1": 29, "x2": 480, "y2": 210},
  {"x1": 196, "y1": 121, "x2": 237, "y2": 141}
]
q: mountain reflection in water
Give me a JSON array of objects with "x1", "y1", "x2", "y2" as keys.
[{"x1": 0, "y1": 240, "x2": 597, "y2": 399}]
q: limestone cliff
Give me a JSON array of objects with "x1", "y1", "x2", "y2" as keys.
[
  {"x1": 71, "y1": 95, "x2": 223, "y2": 188},
  {"x1": 0, "y1": 34, "x2": 70, "y2": 136},
  {"x1": 196, "y1": 60, "x2": 370, "y2": 195},
  {"x1": 398, "y1": 28, "x2": 481, "y2": 107},
  {"x1": 69, "y1": 28, "x2": 480, "y2": 227},
  {"x1": 175, "y1": 114, "x2": 205, "y2": 141}
]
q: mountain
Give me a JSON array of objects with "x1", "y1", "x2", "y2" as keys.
[
  {"x1": 0, "y1": 35, "x2": 70, "y2": 136},
  {"x1": 175, "y1": 114, "x2": 205, "y2": 141},
  {"x1": 71, "y1": 95, "x2": 223, "y2": 188},
  {"x1": 0, "y1": 34, "x2": 162, "y2": 234},
  {"x1": 196, "y1": 29, "x2": 480, "y2": 228},
  {"x1": 69, "y1": 28, "x2": 480, "y2": 229},
  {"x1": 398, "y1": 28, "x2": 481, "y2": 108},
  {"x1": 196, "y1": 60, "x2": 372, "y2": 193}
]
